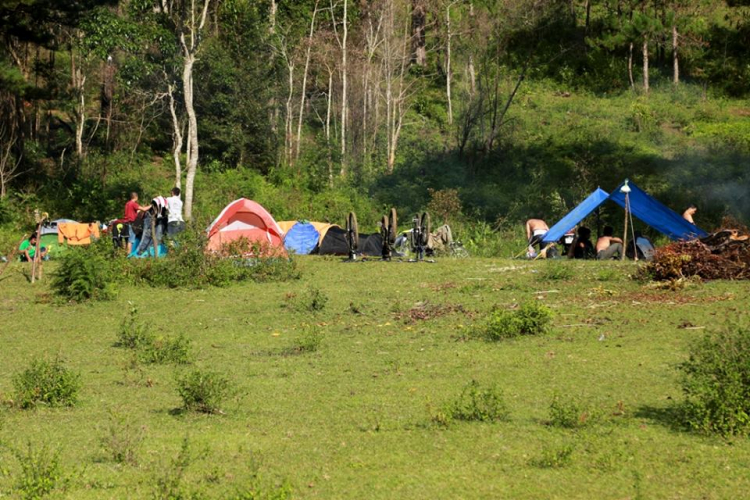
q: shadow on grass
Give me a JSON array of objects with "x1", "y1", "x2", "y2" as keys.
[{"x1": 634, "y1": 404, "x2": 686, "y2": 433}]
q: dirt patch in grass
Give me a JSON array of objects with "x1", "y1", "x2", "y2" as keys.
[{"x1": 396, "y1": 301, "x2": 473, "y2": 323}]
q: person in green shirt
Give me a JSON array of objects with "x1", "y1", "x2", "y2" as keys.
[{"x1": 19, "y1": 233, "x2": 48, "y2": 262}]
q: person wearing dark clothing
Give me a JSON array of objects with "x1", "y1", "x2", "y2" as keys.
[{"x1": 568, "y1": 226, "x2": 595, "y2": 259}]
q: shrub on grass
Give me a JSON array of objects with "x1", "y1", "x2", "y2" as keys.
[
  {"x1": 288, "y1": 327, "x2": 323, "y2": 354},
  {"x1": 538, "y1": 262, "x2": 574, "y2": 281},
  {"x1": 548, "y1": 395, "x2": 601, "y2": 429},
  {"x1": 139, "y1": 334, "x2": 192, "y2": 365},
  {"x1": 116, "y1": 304, "x2": 154, "y2": 349},
  {"x1": 51, "y1": 244, "x2": 116, "y2": 302},
  {"x1": 100, "y1": 409, "x2": 144, "y2": 465},
  {"x1": 126, "y1": 228, "x2": 300, "y2": 289},
  {"x1": 115, "y1": 306, "x2": 192, "y2": 365},
  {"x1": 433, "y1": 380, "x2": 509, "y2": 425},
  {"x1": 12, "y1": 358, "x2": 81, "y2": 409},
  {"x1": 230, "y1": 474, "x2": 293, "y2": 500},
  {"x1": 529, "y1": 443, "x2": 575, "y2": 469},
  {"x1": 478, "y1": 302, "x2": 552, "y2": 341},
  {"x1": 177, "y1": 369, "x2": 232, "y2": 414},
  {"x1": 12, "y1": 441, "x2": 71, "y2": 499},
  {"x1": 679, "y1": 323, "x2": 750, "y2": 436}
]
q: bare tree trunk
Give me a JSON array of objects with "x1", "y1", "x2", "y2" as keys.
[
  {"x1": 180, "y1": 0, "x2": 212, "y2": 221},
  {"x1": 642, "y1": 36, "x2": 649, "y2": 93},
  {"x1": 326, "y1": 67, "x2": 333, "y2": 186},
  {"x1": 628, "y1": 42, "x2": 634, "y2": 90},
  {"x1": 672, "y1": 24, "x2": 679, "y2": 85},
  {"x1": 295, "y1": 1, "x2": 319, "y2": 163},
  {"x1": 167, "y1": 82, "x2": 183, "y2": 189},
  {"x1": 411, "y1": 0, "x2": 427, "y2": 66},
  {"x1": 269, "y1": 0, "x2": 277, "y2": 34},
  {"x1": 340, "y1": 0, "x2": 348, "y2": 176},
  {"x1": 285, "y1": 60, "x2": 294, "y2": 166},
  {"x1": 446, "y1": 1, "x2": 454, "y2": 125},
  {"x1": 183, "y1": 53, "x2": 198, "y2": 220},
  {"x1": 467, "y1": 1, "x2": 476, "y2": 96},
  {"x1": 71, "y1": 49, "x2": 86, "y2": 158}
]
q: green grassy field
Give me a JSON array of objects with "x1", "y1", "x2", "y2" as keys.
[{"x1": 1, "y1": 257, "x2": 749, "y2": 499}]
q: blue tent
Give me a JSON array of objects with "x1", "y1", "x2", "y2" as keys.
[
  {"x1": 543, "y1": 180, "x2": 708, "y2": 243},
  {"x1": 283, "y1": 222, "x2": 320, "y2": 255}
]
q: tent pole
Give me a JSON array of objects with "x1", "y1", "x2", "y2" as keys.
[
  {"x1": 629, "y1": 205, "x2": 637, "y2": 262},
  {"x1": 621, "y1": 194, "x2": 629, "y2": 261}
]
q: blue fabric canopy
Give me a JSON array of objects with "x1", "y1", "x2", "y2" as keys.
[
  {"x1": 543, "y1": 181, "x2": 708, "y2": 243},
  {"x1": 543, "y1": 188, "x2": 610, "y2": 242},
  {"x1": 283, "y1": 222, "x2": 320, "y2": 255},
  {"x1": 608, "y1": 181, "x2": 707, "y2": 240}
]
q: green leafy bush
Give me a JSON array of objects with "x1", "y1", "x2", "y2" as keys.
[
  {"x1": 538, "y1": 263, "x2": 574, "y2": 281},
  {"x1": 12, "y1": 442, "x2": 71, "y2": 499},
  {"x1": 478, "y1": 302, "x2": 552, "y2": 341},
  {"x1": 12, "y1": 358, "x2": 81, "y2": 409},
  {"x1": 679, "y1": 324, "x2": 750, "y2": 436},
  {"x1": 126, "y1": 227, "x2": 299, "y2": 288},
  {"x1": 529, "y1": 443, "x2": 575, "y2": 469},
  {"x1": 434, "y1": 380, "x2": 509, "y2": 425},
  {"x1": 115, "y1": 306, "x2": 192, "y2": 364},
  {"x1": 177, "y1": 369, "x2": 232, "y2": 414},
  {"x1": 100, "y1": 409, "x2": 144, "y2": 465},
  {"x1": 116, "y1": 304, "x2": 154, "y2": 349},
  {"x1": 548, "y1": 395, "x2": 601, "y2": 429},
  {"x1": 51, "y1": 243, "x2": 116, "y2": 302},
  {"x1": 287, "y1": 327, "x2": 323, "y2": 354}
]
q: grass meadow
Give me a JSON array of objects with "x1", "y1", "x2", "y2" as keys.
[{"x1": 1, "y1": 256, "x2": 749, "y2": 499}]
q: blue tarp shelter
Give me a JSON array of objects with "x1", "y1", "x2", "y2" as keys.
[
  {"x1": 283, "y1": 222, "x2": 320, "y2": 255},
  {"x1": 543, "y1": 180, "x2": 708, "y2": 243}
]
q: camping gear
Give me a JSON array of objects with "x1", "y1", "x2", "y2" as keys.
[
  {"x1": 283, "y1": 222, "x2": 320, "y2": 255},
  {"x1": 108, "y1": 219, "x2": 130, "y2": 249},
  {"x1": 318, "y1": 226, "x2": 383, "y2": 257},
  {"x1": 128, "y1": 236, "x2": 168, "y2": 258},
  {"x1": 206, "y1": 198, "x2": 284, "y2": 254},
  {"x1": 38, "y1": 218, "x2": 77, "y2": 257},
  {"x1": 345, "y1": 212, "x2": 359, "y2": 260},
  {"x1": 409, "y1": 212, "x2": 430, "y2": 261},
  {"x1": 57, "y1": 222, "x2": 101, "y2": 246},
  {"x1": 380, "y1": 208, "x2": 398, "y2": 260},
  {"x1": 543, "y1": 181, "x2": 708, "y2": 244},
  {"x1": 279, "y1": 221, "x2": 337, "y2": 255}
]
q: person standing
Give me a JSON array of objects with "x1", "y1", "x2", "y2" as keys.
[
  {"x1": 166, "y1": 187, "x2": 185, "y2": 238},
  {"x1": 124, "y1": 192, "x2": 150, "y2": 254}
]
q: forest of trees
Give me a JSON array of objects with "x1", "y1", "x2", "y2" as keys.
[{"x1": 1, "y1": 0, "x2": 749, "y2": 232}]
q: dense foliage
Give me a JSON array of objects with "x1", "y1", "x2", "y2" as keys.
[{"x1": 2, "y1": 0, "x2": 749, "y2": 244}]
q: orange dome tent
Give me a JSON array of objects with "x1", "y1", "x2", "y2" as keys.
[{"x1": 206, "y1": 198, "x2": 284, "y2": 253}]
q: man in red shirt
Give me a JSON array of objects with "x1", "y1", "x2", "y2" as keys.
[{"x1": 124, "y1": 192, "x2": 149, "y2": 254}]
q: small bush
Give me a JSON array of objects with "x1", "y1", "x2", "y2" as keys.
[
  {"x1": 538, "y1": 263, "x2": 574, "y2": 281},
  {"x1": 127, "y1": 229, "x2": 299, "y2": 289},
  {"x1": 230, "y1": 473, "x2": 293, "y2": 500},
  {"x1": 152, "y1": 437, "x2": 195, "y2": 500},
  {"x1": 116, "y1": 304, "x2": 154, "y2": 349},
  {"x1": 51, "y1": 244, "x2": 116, "y2": 302},
  {"x1": 177, "y1": 369, "x2": 232, "y2": 414},
  {"x1": 530, "y1": 443, "x2": 575, "y2": 469},
  {"x1": 434, "y1": 380, "x2": 509, "y2": 425},
  {"x1": 115, "y1": 306, "x2": 192, "y2": 365},
  {"x1": 100, "y1": 409, "x2": 144, "y2": 465},
  {"x1": 12, "y1": 358, "x2": 81, "y2": 409},
  {"x1": 303, "y1": 286, "x2": 328, "y2": 312},
  {"x1": 478, "y1": 302, "x2": 552, "y2": 341},
  {"x1": 548, "y1": 395, "x2": 601, "y2": 429},
  {"x1": 679, "y1": 323, "x2": 750, "y2": 436},
  {"x1": 288, "y1": 327, "x2": 323, "y2": 354},
  {"x1": 12, "y1": 441, "x2": 71, "y2": 499},
  {"x1": 139, "y1": 334, "x2": 192, "y2": 365}
]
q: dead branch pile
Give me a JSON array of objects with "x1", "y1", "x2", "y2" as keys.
[{"x1": 645, "y1": 229, "x2": 750, "y2": 281}]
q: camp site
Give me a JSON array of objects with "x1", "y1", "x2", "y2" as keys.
[{"x1": 2, "y1": 1, "x2": 750, "y2": 498}]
